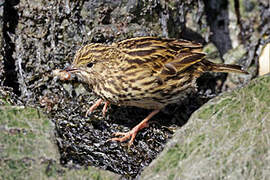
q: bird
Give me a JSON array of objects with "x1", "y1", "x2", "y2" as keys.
[{"x1": 55, "y1": 36, "x2": 248, "y2": 147}]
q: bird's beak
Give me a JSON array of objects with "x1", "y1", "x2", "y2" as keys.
[
  {"x1": 64, "y1": 66, "x2": 79, "y2": 73},
  {"x1": 53, "y1": 65, "x2": 79, "y2": 81}
]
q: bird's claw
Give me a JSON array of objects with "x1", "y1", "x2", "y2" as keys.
[
  {"x1": 110, "y1": 130, "x2": 137, "y2": 148},
  {"x1": 85, "y1": 99, "x2": 110, "y2": 117},
  {"x1": 85, "y1": 110, "x2": 92, "y2": 117}
]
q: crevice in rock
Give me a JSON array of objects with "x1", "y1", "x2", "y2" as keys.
[
  {"x1": 2, "y1": 1, "x2": 20, "y2": 95},
  {"x1": 203, "y1": 0, "x2": 232, "y2": 56}
]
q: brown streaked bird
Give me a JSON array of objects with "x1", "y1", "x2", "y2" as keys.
[{"x1": 56, "y1": 36, "x2": 248, "y2": 147}]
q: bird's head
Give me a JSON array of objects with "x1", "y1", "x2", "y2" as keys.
[{"x1": 55, "y1": 43, "x2": 110, "y2": 83}]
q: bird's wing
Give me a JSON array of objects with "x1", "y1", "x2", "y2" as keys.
[{"x1": 116, "y1": 36, "x2": 206, "y2": 76}]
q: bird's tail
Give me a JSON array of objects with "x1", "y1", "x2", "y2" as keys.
[{"x1": 204, "y1": 60, "x2": 249, "y2": 74}]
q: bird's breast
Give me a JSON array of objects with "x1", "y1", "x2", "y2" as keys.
[{"x1": 90, "y1": 68, "x2": 199, "y2": 109}]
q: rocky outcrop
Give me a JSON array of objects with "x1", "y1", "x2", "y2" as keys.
[
  {"x1": 0, "y1": 105, "x2": 119, "y2": 179},
  {"x1": 141, "y1": 75, "x2": 270, "y2": 179}
]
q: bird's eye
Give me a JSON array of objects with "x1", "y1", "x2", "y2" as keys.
[{"x1": 87, "y1": 63, "x2": 93, "y2": 68}]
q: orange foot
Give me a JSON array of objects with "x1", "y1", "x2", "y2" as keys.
[
  {"x1": 85, "y1": 98, "x2": 110, "y2": 117},
  {"x1": 111, "y1": 109, "x2": 160, "y2": 147}
]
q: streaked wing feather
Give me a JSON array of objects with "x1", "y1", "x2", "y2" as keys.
[
  {"x1": 117, "y1": 36, "x2": 205, "y2": 76},
  {"x1": 163, "y1": 52, "x2": 206, "y2": 76}
]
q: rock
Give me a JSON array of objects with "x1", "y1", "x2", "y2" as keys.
[
  {"x1": 203, "y1": 43, "x2": 222, "y2": 64},
  {"x1": 222, "y1": 44, "x2": 251, "y2": 90},
  {"x1": 0, "y1": 105, "x2": 120, "y2": 179},
  {"x1": 258, "y1": 43, "x2": 270, "y2": 76},
  {"x1": 0, "y1": 3, "x2": 3, "y2": 81},
  {"x1": 140, "y1": 75, "x2": 270, "y2": 179}
]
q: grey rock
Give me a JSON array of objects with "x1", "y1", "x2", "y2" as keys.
[{"x1": 140, "y1": 75, "x2": 270, "y2": 180}]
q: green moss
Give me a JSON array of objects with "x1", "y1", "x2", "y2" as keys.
[
  {"x1": 155, "y1": 134, "x2": 206, "y2": 173},
  {"x1": 227, "y1": 113, "x2": 242, "y2": 132},
  {"x1": 142, "y1": 76, "x2": 270, "y2": 179},
  {"x1": 198, "y1": 104, "x2": 214, "y2": 119},
  {"x1": 154, "y1": 145, "x2": 180, "y2": 173},
  {"x1": 0, "y1": 105, "x2": 119, "y2": 179},
  {"x1": 252, "y1": 78, "x2": 270, "y2": 103},
  {"x1": 214, "y1": 98, "x2": 232, "y2": 112},
  {"x1": 168, "y1": 172, "x2": 176, "y2": 180}
]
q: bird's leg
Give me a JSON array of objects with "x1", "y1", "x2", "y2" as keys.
[
  {"x1": 85, "y1": 99, "x2": 111, "y2": 117},
  {"x1": 111, "y1": 109, "x2": 160, "y2": 147},
  {"x1": 102, "y1": 101, "x2": 110, "y2": 117},
  {"x1": 85, "y1": 98, "x2": 103, "y2": 117}
]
